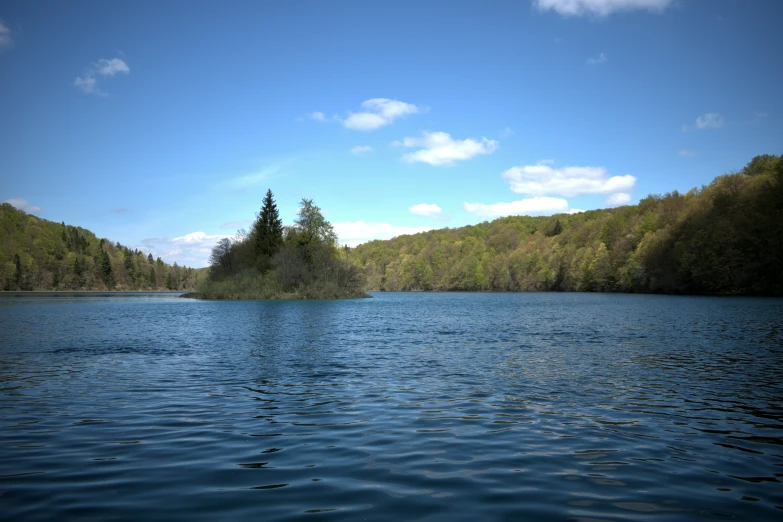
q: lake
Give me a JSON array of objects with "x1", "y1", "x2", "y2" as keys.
[{"x1": 1, "y1": 292, "x2": 782, "y2": 521}]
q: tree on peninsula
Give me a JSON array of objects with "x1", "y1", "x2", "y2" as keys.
[
  {"x1": 200, "y1": 193, "x2": 366, "y2": 299},
  {"x1": 253, "y1": 189, "x2": 284, "y2": 268}
]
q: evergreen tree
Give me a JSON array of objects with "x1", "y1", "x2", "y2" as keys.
[
  {"x1": 14, "y1": 253, "x2": 22, "y2": 290},
  {"x1": 165, "y1": 271, "x2": 173, "y2": 290},
  {"x1": 147, "y1": 253, "x2": 154, "y2": 263},
  {"x1": 253, "y1": 189, "x2": 284, "y2": 267},
  {"x1": 123, "y1": 251, "x2": 135, "y2": 283},
  {"x1": 173, "y1": 262, "x2": 180, "y2": 289},
  {"x1": 148, "y1": 266, "x2": 156, "y2": 287},
  {"x1": 99, "y1": 248, "x2": 114, "y2": 288}
]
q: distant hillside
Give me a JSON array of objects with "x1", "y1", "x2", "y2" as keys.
[
  {"x1": 351, "y1": 154, "x2": 783, "y2": 296},
  {"x1": 0, "y1": 204, "x2": 206, "y2": 291}
]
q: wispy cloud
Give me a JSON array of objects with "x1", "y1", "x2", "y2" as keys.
[
  {"x1": 499, "y1": 126, "x2": 515, "y2": 138},
  {"x1": 333, "y1": 221, "x2": 435, "y2": 247},
  {"x1": 394, "y1": 131, "x2": 498, "y2": 167},
  {"x1": 501, "y1": 162, "x2": 635, "y2": 197},
  {"x1": 350, "y1": 145, "x2": 374, "y2": 156},
  {"x1": 535, "y1": 0, "x2": 672, "y2": 17},
  {"x1": 138, "y1": 232, "x2": 229, "y2": 268},
  {"x1": 464, "y1": 197, "x2": 570, "y2": 220},
  {"x1": 74, "y1": 57, "x2": 130, "y2": 95},
  {"x1": 695, "y1": 112, "x2": 724, "y2": 130},
  {"x1": 3, "y1": 198, "x2": 41, "y2": 214},
  {"x1": 220, "y1": 220, "x2": 253, "y2": 230},
  {"x1": 587, "y1": 52, "x2": 607, "y2": 65},
  {"x1": 224, "y1": 164, "x2": 283, "y2": 190},
  {"x1": 308, "y1": 112, "x2": 326, "y2": 122},
  {"x1": 0, "y1": 19, "x2": 14, "y2": 50},
  {"x1": 341, "y1": 98, "x2": 421, "y2": 131},
  {"x1": 678, "y1": 149, "x2": 697, "y2": 157},
  {"x1": 743, "y1": 111, "x2": 769, "y2": 125},
  {"x1": 605, "y1": 192, "x2": 631, "y2": 206},
  {"x1": 409, "y1": 203, "x2": 448, "y2": 222},
  {"x1": 112, "y1": 208, "x2": 132, "y2": 214}
]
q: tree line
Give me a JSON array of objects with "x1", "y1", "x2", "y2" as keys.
[
  {"x1": 350, "y1": 154, "x2": 783, "y2": 296},
  {"x1": 0, "y1": 204, "x2": 204, "y2": 291},
  {"x1": 199, "y1": 190, "x2": 366, "y2": 299}
]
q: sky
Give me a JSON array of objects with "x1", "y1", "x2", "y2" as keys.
[{"x1": 1, "y1": 0, "x2": 781, "y2": 267}]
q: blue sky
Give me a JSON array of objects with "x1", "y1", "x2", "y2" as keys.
[{"x1": 1, "y1": 0, "x2": 781, "y2": 267}]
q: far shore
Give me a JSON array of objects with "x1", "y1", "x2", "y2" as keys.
[{"x1": 180, "y1": 291, "x2": 372, "y2": 300}]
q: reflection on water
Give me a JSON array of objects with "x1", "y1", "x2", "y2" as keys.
[{"x1": 1, "y1": 292, "x2": 782, "y2": 521}]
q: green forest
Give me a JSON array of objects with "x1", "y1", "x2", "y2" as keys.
[
  {"x1": 196, "y1": 190, "x2": 367, "y2": 299},
  {"x1": 351, "y1": 154, "x2": 783, "y2": 296},
  {"x1": 0, "y1": 203, "x2": 204, "y2": 291},
  {"x1": 3, "y1": 154, "x2": 780, "y2": 297}
]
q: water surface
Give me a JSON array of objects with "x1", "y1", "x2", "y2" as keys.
[{"x1": 1, "y1": 292, "x2": 782, "y2": 520}]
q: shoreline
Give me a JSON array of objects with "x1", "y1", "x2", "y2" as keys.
[{"x1": 181, "y1": 291, "x2": 373, "y2": 301}]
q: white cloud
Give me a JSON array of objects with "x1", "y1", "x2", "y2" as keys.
[
  {"x1": 605, "y1": 192, "x2": 631, "y2": 206},
  {"x1": 694, "y1": 113, "x2": 724, "y2": 130},
  {"x1": 0, "y1": 20, "x2": 14, "y2": 50},
  {"x1": 139, "y1": 232, "x2": 229, "y2": 268},
  {"x1": 678, "y1": 149, "x2": 697, "y2": 157},
  {"x1": 333, "y1": 221, "x2": 435, "y2": 247},
  {"x1": 534, "y1": 0, "x2": 672, "y2": 17},
  {"x1": 464, "y1": 197, "x2": 570, "y2": 220},
  {"x1": 3, "y1": 198, "x2": 41, "y2": 214},
  {"x1": 502, "y1": 162, "x2": 635, "y2": 197},
  {"x1": 395, "y1": 131, "x2": 499, "y2": 166},
  {"x1": 74, "y1": 75, "x2": 99, "y2": 94},
  {"x1": 308, "y1": 112, "x2": 326, "y2": 122},
  {"x1": 499, "y1": 126, "x2": 515, "y2": 138},
  {"x1": 568, "y1": 208, "x2": 586, "y2": 214},
  {"x1": 409, "y1": 203, "x2": 447, "y2": 221},
  {"x1": 74, "y1": 56, "x2": 130, "y2": 95},
  {"x1": 342, "y1": 98, "x2": 420, "y2": 131},
  {"x1": 350, "y1": 145, "x2": 374, "y2": 156},
  {"x1": 587, "y1": 52, "x2": 607, "y2": 65},
  {"x1": 95, "y1": 58, "x2": 130, "y2": 76}
]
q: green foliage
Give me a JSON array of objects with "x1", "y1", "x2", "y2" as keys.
[
  {"x1": 99, "y1": 248, "x2": 114, "y2": 288},
  {"x1": 294, "y1": 198, "x2": 337, "y2": 246},
  {"x1": 252, "y1": 189, "x2": 284, "y2": 269},
  {"x1": 203, "y1": 194, "x2": 366, "y2": 299},
  {"x1": 350, "y1": 154, "x2": 783, "y2": 296},
  {"x1": 0, "y1": 203, "x2": 204, "y2": 291}
]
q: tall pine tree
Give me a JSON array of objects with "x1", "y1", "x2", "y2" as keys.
[
  {"x1": 253, "y1": 189, "x2": 284, "y2": 268},
  {"x1": 99, "y1": 248, "x2": 115, "y2": 288}
]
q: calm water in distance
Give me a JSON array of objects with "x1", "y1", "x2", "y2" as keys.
[{"x1": 1, "y1": 292, "x2": 782, "y2": 521}]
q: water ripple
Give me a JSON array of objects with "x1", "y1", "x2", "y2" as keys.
[{"x1": 1, "y1": 292, "x2": 782, "y2": 521}]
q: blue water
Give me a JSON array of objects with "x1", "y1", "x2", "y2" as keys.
[{"x1": 1, "y1": 292, "x2": 782, "y2": 521}]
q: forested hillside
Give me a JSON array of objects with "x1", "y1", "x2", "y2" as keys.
[
  {"x1": 0, "y1": 204, "x2": 205, "y2": 291},
  {"x1": 351, "y1": 154, "x2": 783, "y2": 295}
]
